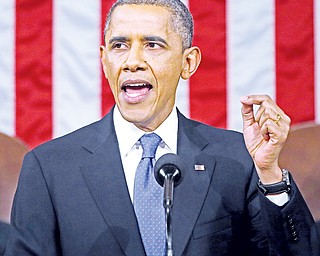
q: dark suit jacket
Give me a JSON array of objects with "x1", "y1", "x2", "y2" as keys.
[
  {"x1": 0, "y1": 221, "x2": 10, "y2": 256},
  {"x1": 5, "y1": 109, "x2": 320, "y2": 255}
]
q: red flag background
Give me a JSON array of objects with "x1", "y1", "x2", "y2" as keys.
[{"x1": 0, "y1": 0, "x2": 319, "y2": 148}]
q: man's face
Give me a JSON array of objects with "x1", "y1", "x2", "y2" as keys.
[{"x1": 100, "y1": 5, "x2": 190, "y2": 131}]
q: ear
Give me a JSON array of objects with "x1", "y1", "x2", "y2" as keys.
[
  {"x1": 100, "y1": 45, "x2": 108, "y2": 79},
  {"x1": 181, "y1": 46, "x2": 201, "y2": 80}
]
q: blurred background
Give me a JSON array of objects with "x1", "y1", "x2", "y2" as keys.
[
  {"x1": 0, "y1": 0, "x2": 319, "y2": 243},
  {"x1": 0, "y1": 0, "x2": 318, "y2": 149}
]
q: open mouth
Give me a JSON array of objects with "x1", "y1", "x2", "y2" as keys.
[
  {"x1": 121, "y1": 82, "x2": 153, "y2": 103},
  {"x1": 121, "y1": 83, "x2": 152, "y2": 93}
]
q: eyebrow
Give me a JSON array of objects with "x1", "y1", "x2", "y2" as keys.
[
  {"x1": 108, "y1": 36, "x2": 168, "y2": 46},
  {"x1": 108, "y1": 36, "x2": 128, "y2": 45},
  {"x1": 143, "y1": 36, "x2": 168, "y2": 46}
]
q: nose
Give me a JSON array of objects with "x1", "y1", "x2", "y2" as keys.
[{"x1": 122, "y1": 44, "x2": 147, "y2": 72}]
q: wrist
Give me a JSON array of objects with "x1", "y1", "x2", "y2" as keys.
[
  {"x1": 257, "y1": 169, "x2": 291, "y2": 195},
  {"x1": 257, "y1": 166, "x2": 283, "y2": 184}
]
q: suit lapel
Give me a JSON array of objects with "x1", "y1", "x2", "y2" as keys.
[
  {"x1": 79, "y1": 109, "x2": 217, "y2": 256},
  {"x1": 80, "y1": 111, "x2": 145, "y2": 256},
  {"x1": 172, "y1": 113, "x2": 217, "y2": 256}
]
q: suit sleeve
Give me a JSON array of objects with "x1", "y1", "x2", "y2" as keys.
[
  {"x1": 257, "y1": 175, "x2": 320, "y2": 256},
  {"x1": 5, "y1": 151, "x2": 62, "y2": 256}
]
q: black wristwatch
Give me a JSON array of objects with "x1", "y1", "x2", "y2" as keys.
[{"x1": 257, "y1": 169, "x2": 291, "y2": 195}]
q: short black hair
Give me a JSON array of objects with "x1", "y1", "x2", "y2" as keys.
[{"x1": 104, "y1": 0, "x2": 194, "y2": 50}]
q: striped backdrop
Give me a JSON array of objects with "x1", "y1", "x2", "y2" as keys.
[{"x1": 0, "y1": 0, "x2": 319, "y2": 148}]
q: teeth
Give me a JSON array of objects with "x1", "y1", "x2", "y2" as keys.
[{"x1": 126, "y1": 83, "x2": 148, "y2": 87}]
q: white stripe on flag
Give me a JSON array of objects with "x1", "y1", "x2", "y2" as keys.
[
  {"x1": 175, "y1": 0, "x2": 190, "y2": 117},
  {"x1": 227, "y1": 0, "x2": 276, "y2": 131},
  {"x1": 315, "y1": 0, "x2": 320, "y2": 123},
  {"x1": 53, "y1": 0, "x2": 101, "y2": 138},
  {"x1": 0, "y1": 0, "x2": 15, "y2": 136},
  {"x1": 176, "y1": 78, "x2": 190, "y2": 117}
]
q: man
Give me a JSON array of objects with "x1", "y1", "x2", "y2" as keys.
[{"x1": 5, "y1": 0, "x2": 319, "y2": 255}]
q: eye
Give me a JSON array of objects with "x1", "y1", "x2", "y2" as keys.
[
  {"x1": 146, "y1": 42, "x2": 162, "y2": 49},
  {"x1": 111, "y1": 42, "x2": 127, "y2": 50}
]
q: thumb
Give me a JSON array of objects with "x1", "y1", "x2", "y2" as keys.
[{"x1": 240, "y1": 96, "x2": 255, "y2": 129}]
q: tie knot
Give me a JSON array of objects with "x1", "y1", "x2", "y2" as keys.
[{"x1": 139, "y1": 133, "x2": 162, "y2": 159}]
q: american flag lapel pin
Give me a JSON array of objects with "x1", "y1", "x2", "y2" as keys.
[{"x1": 194, "y1": 164, "x2": 205, "y2": 171}]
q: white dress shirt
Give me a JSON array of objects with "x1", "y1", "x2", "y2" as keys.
[
  {"x1": 113, "y1": 106, "x2": 288, "y2": 206},
  {"x1": 114, "y1": 106, "x2": 178, "y2": 201}
]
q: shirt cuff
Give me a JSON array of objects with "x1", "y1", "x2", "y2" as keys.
[{"x1": 266, "y1": 192, "x2": 290, "y2": 206}]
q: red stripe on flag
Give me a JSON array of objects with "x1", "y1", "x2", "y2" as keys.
[
  {"x1": 15, "y1": 0, "x2": 53, "y2": 148},
  {"x1": 101, "y1": 0, "x2": 115, "y2": 116},
  {"x1": 275, "y1": 0, "x2": 315, "y2": 124},
  {"x1": 189, "y1": 1, "x2": 227, "y2": 127}
]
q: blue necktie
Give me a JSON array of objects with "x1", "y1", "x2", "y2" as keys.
[{"x1": 134, "y1": 133, "x2": 165, "y2": 256}]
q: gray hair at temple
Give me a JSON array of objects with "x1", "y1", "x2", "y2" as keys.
[{"x1": 103, "y1": 0, "x2": 194, "y2": 50}]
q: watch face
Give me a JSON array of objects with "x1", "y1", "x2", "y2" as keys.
[{"x1": 282, "y1": 169, "x2": 291, "y2": 185}]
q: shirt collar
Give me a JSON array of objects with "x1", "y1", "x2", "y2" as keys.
[{"x1": 113, "y1": 106, "x2": 178, "y2": 157}]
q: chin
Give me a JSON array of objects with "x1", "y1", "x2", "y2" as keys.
[{"x1": 121, "y1": 109, "x2": 149, "y2": 122}]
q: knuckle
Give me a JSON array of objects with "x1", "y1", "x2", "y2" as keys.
[
  {"x1": 287, "y1": 116, "x2": 292, "y2": 125},
  {"x1": 263, "y1": 94, "x2": 271, "y2": 101}
]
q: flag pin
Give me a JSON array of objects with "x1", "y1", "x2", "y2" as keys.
[{"x1": 194, "y1": 164, "x2": 205, "y2": 171}]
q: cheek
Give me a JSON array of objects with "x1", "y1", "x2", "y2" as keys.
[
  {"x1": 105, "y1": 53, "x2": 125, "y2": 72},
  {"x1": 104, "y1": 66, "x2": 119, "y2": 96},
  {"x1": 157, "y1": 77, "x2": 179, "y2": 103},
  {"x1": 160, "y1": 62, "x2": 182, "y2": 90},
  {"x1": 104, "y1": 59, "x2": 122, "y2": 86},
  {"x1": 157, "y1": 56, "x2": 182, "y2": 77}
]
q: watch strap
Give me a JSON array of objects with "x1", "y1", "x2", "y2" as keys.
[{"x1": 257, "y1": 169, "x2": 291, "y2": 195}]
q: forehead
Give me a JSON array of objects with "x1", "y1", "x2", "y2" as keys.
[{"x1": 106, "y1": 5, "x2": 174, "y2": 38}]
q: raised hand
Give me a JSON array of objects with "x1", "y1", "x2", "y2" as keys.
[{"x1": 240, "y1": 95, "x2": 291, "y2": 184}]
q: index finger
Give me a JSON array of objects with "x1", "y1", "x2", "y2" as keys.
[{"x1": 240, "y1": 95, "x2": 272, "y2": 106}]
